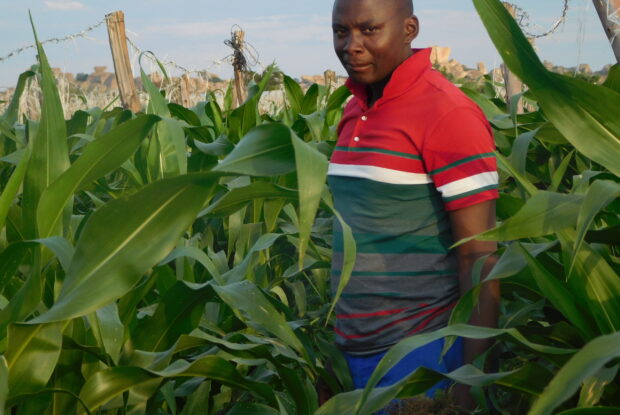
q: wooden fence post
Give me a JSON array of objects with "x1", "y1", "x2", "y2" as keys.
[
  {"x1": 501, "y1": 2, "x2": 524, "y2": 113},
  {"x1": 180, "y1": 74, "x2": 191, "y2": 108},
  {"x1": 232, "y1": 30, "x2": 247, "y2": 108},
  {"x1": 324, "y1": 70, "x2": 336, "y2": 88},
  {"x1": 593, "y1": 0, "x2": 620, "y2": 64},
  {"x1": 105, "y1": 11, "x2": 141, "y2": 113}
]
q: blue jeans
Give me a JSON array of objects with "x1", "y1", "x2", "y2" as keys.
[{"x1": 343, "y1": 337, "x2": 463, "y2": 413}]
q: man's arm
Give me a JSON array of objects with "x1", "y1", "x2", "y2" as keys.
[{"x1": 448, "y1": 200, "x2": 499, "y2": 408}]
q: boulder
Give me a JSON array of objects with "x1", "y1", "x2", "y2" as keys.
[{"x1": 430, "y1": 46, "x2": 451, "y2": 65}]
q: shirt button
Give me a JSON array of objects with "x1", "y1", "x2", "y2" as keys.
[
  {"x1": 353, "y1": 136, "x2": 360, "y2": 142},
  {"x1": 361, "y1": 115, "x2": 367, "y2": 121}
]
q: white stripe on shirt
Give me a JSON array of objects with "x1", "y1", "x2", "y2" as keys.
[
  {"x1": 328, "y1": 163, "x2": 433, "y2": 185},
  {"x1": 437, "y1": 171, "x2": 499, "y2": 198}
]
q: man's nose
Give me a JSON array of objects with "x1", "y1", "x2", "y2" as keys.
[{"x1": 343, "y1": 32, "x2": 363, "y2": 54}]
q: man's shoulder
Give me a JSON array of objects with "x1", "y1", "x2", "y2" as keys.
[{"x1": 401, "y1": 69, "x2": 484, "y2": 122}]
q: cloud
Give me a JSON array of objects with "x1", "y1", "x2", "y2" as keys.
[
  {"x1": 143, "y1": 14, "x2": 331, "y2": 44},
  {"x1": 44, "y1": 1, "x2": 85, "y2": 11}
]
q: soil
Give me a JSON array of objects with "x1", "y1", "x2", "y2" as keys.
[{"x1": 384, "y1": 394, "x2": 460, "y2": 415}]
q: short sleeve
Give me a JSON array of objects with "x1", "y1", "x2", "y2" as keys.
[{"x1": 422, "y1": 106, "x2": 499, "y2": 211}]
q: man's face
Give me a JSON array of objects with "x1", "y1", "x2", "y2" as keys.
[{"x1": 332, "y1": 0, "x2": 418, "y2": 85}]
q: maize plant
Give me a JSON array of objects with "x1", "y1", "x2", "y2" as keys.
[{"x1": 0, "y1": 0, "x2": 619, "y2": 414}]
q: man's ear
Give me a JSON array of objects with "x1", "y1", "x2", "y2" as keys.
[{"x1": 405, "y1": 15, "x2": 419, "y2": 43}]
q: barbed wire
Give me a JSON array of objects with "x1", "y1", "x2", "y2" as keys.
[
  {"x1": 0, "y1": 16, "x2": 235, "y2": 81},
  {"x1": 125, "y1": 36, "x2": 213, "y2": 76},
  {"x1": 510, "y1": 0, "x2": 570, "y2": 39},
  {"x1": 606, "y1": 0, "x2": 620, "y2": 25},
  {"x1": 0, "y1": 20, "x2": 105, "y2": 63},
  {"x1": 223, "y1": 24, "x2": 262, "y2": 72}
]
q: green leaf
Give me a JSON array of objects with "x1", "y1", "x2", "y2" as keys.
[
  {"x1": 35, "y1": 236, "x2": 74, "y2": 272},
  {"x1": 549, "y1": 150, "x2": 574, "y2": 192},
  {"x1": 473, "y1": 0, "x2": 620, "y2": 177},
  {"x1": 455, "y1": 191, "x2": 582, "y2": 245},
  {"x1": 1, "y1": 70, "x2": 35, "y2": 126},
  {"x1": 559, "y1": 229, "x2": 620, "y2": 335},
  {"x1": 578, "y1": 365, "x2": 618, "y2": 408},
  {"x1": 284, "y1": 75, "x2": 304, "y2": 116},
  {"x1": 227, "y1": 403, "x2": 279, "y2": 415},
  {"x1": 132, "y1": 281, "x2": 213, "y2": 352},
  {"x1": 221, "y1": 233, "x2": 283, "y2": 284},
  {"x1": 516, "y1": 243, "x2": 597, "y2": 340},
  {"x1": 5, "y1": 322, "x2": 66, "y2": 398},
  {"x1": 78, "y1": 356, "x2": 277, "y2": 413},
  {"x1": 214, "y1": 124, "x2": 295, "y2": 176},
  {"x1": 202, "y1": 182, "x2": 297, "y2": 218},
  {"x1": 141, "y1": 68, "x2": 187, "y2": 177},
  {"x1": 509, "y1": 128, "x2": 539, "y2": 177},
  {"x1": 291, "y1": 130, "x2": 328, "y2": 265},
  {"x1": 22, "y1": 15, "x2": 71, "y2": 239},
  {"x1": 37, "y1": 115, "x2": 159, "y2": 239},
  {"x1": 529, "y1": 332, "x2": 620, "y2": 415},
  {"x1": 30, "y1": 173, "x2": 219, "y2": 323},
  {"x1": 326, "y1": 85, "x2": 352, "y2": 113},
  {"x1": 0, "y1": 237, "x2": 75, "y2": 337},
  {"x1": 215, "y1": 123, "x2": 327, "y2": 264},
  {"x1": 0, "y1": 356, "x2": 8, "y2": 415},
  {"x1": 0, "y1": 148, "x2": 31, "y2": 232},
  {"x1": 602, "y1": 64, "x2": 620, "y2": 93},
  {"x1": 300, "y1": 84, "x2": 319, "y2": 115},
  {"x1": 557, "y1": 408, "x2": 620, "y2": 415},
  {"x1": 461, "y1": 87, "x2": 513, "y2": 129},
  {"x1": 569, "y1": 180, "x2": 620, "y2": 275},
  {"x1": 213, "y1": 281, "x2": 307, "y2": 360},
  {"x1": 495, "y1": 151, "x2": 537, "y2": 197},
  {"x1": 321, "y1": 190, "x2": 356, "y2": 323},
  {"x1": 159, "y1": 247, "x2": 222, "y2": 283},
  {"x1": 494, "y1": 363, "x2": 554, "y2": 396},
  {"x1": 194, "y1": 135, "x2": 234, "y2": 156},
  {"x1": 87, "y1": 303, "x2": 124, "y2": 364}
]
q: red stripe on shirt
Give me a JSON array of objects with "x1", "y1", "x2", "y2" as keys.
[
  {"x1": 330, "y1": 151, "x2": 427, "y2": 174},
  {"x1": 337, "y1": 304, "x2": 432, "y2": 319},
  {"x1": 431, "y1": 158, "x2": 497, "y2": 187},
  {"x1": 335, "y1": 306, "x2": 443, "y2": 340},
  {"x1": 406, "y1": 301, "x2": 457, "y2": 335}
]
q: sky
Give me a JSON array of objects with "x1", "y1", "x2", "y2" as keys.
[{"x1": 0, "y1": 0, "x2": 616, "y2": 89}]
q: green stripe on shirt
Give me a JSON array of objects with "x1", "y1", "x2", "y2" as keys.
[
  {"x1": 429, "y1": 152, "x2": 496, "y2": 175},
  {"x1": 335, "y1": 146, "x2": 422, "y2": 160},
  {"x1": 333, "y1": 232, "x2": 453, "y2": 254},
  {"x1": 442, "y1": 184, "x2": 499, "y2": 202},
  {"x1": 341, "y1": 292, "x2": 407, "y2": 299},
  {"x1": 332, "y1": 270, "x2": 456, "y2": 277}
]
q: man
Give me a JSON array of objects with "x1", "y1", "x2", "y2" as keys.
[{"x1": 327, "y1": 0, "x2": 499, "y2": 409}]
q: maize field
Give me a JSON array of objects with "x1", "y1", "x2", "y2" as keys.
[{"x1": 0, "y1": 0, "x2": 619, "y2": 413}]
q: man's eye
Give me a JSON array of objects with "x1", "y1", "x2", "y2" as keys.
[
  {"x1": 333, "y1": 28, "x2": 346, "y2": 37},
  {"x1": 362, "y1": 26, "x2": 377, "y2": 34}
]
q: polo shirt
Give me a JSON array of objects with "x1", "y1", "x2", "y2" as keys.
[{"x1": 328, "y1": 48, "x2": 498, "y2": 355}]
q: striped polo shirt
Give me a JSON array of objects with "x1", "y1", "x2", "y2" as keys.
[{"x1": 328, "y1": 48, "x2": 498, "y2": 355}]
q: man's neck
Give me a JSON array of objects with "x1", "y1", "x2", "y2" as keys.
[
  {"x1": 367, "y1": 75, "x2": 391, "y2": 108},
  {"x1": 366, "y1": 49, "x2": 414, "y2": 108}
]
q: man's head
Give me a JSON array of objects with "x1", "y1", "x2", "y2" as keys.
[{"x1": 332, "y1": 0, "x2": 419, "y2": 85}]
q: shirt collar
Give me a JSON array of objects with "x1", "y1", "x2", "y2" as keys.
[{"x1": 345, "y1": 48, "x2": 432, "y2": 109}]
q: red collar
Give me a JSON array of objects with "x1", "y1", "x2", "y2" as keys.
[{"x1": 345, "y1": 48, "x2": 432, "y2": 109}]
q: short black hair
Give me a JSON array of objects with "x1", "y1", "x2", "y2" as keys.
[{"x1": 399, "y1": 0, "x2": 414, "y2": 16}]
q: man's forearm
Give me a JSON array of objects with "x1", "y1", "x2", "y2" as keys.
[{"x1": 459, "y1": 256, "x2": 500, "y2": 365}]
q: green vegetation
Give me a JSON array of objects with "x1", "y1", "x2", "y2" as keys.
[{"x1": 0, "y1": 0, "x2": 618, "y2": 414}]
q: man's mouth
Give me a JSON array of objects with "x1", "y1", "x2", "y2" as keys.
[{"x1": 347, "y1": 63, "x2": 372, "y2": 72}]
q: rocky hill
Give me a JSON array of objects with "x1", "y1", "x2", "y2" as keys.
[{"x1": 0, "y1": 46, "x2": 610, "y2": 119}]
